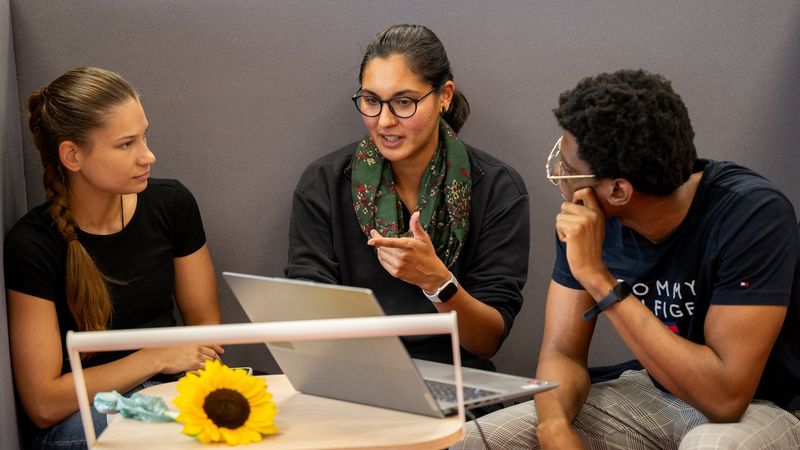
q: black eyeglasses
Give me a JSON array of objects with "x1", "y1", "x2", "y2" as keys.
[{"x1": 351, "y1": 88, "x2": 437, "y2": 118}]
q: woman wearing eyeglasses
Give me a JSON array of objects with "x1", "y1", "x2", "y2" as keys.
[{"x1": 285, "y1": 24, "x2": 529, "y2": 372}]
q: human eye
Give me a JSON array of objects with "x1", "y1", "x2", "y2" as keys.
[
  {"x1": 559, "y1": 159, "x2": 573, "y2": 176},
  {"x1": 362, "y1": 96, "x2": 380, "y2": 106},
  {"x1": 118, "y1": 141, "x2": 133, "y2": 149},
  {"x1": 393, "y1": 97, "x2": 415, "y2": 107}
]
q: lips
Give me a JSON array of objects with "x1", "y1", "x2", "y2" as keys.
[
  {"x1": 379, "y1": 133, "x2": 403, "y2": 149},
  {"x1": 134, "y1": 171, "x2": 150, "y2": 180}
]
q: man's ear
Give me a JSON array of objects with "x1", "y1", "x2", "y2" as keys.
[
  {"x1": 606, "y1": 178, "x2": 634, "y2": 207},
  {"x1": 58, "y1": 141, "x2": 82, "y2": 173}
]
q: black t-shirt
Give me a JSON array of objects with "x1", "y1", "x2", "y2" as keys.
[
  {"x1": 553, "y1": 160, "x2": 800, "y2": 410},
  {"x1": 4, "y1": 179, "x2": 206, "y2": 372}
]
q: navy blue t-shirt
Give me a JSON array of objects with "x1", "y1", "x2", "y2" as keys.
[{"x1": 553, "y1": 160, "x2": 800, "y2": 410}]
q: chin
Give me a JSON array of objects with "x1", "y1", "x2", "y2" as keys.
[
  {"x1": 375, "y1": 146, "x2": 409, "y2": 162},
  {"x1": 130, "y1": 180, "x2": 149, "y2": 192}
]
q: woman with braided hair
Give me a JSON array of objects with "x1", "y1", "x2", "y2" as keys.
[{"x1": 4, "y1": 67, "x2": 222, "y2": 449}]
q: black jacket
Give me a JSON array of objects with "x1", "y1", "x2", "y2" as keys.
[{"x1": 285, "y1": 142, "x2": 530, "y2": 370}]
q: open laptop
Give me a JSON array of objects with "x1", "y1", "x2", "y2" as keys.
[{"x1": 223, "y1": 271, "x2": 557, "y2": 417}]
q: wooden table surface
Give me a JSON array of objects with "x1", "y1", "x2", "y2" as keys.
[{"x1": 93, "y1": 374, "x2": 464, "y2": 449}]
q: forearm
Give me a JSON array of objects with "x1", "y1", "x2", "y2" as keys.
[
  {"x1": 434, "y1": 289, "x2": 505, "y2": 358},
  {"x1": 534, "y1": 352, "x2": 591, "y2": 427},
  {"x1": 174, "y1": 244, "x2": 221, "y2": 326},
  {"x1": 575, "y1": 271, "x2": 749, "y2": 419},
  {"x1": 181, "y1": 305, "x2": 221, "y2": 326},
  {"x1": 22, "y1": 350, "x2": 161, "y2": 428},
  {"x1": 603, "y1": 297, "x2": 761, "y2": 421}
]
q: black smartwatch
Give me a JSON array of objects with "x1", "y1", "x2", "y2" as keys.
[
  {"x1": 583, "y1": 281, "x2": 631, "y2": 320},
  {"x1": 423, "y1": 271, "x2": 459, "y2": 303}
]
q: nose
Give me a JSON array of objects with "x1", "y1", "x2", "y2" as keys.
[
  {"x1": 140, "y1": 143, "x2": 156, "y2": 166},
  {"x1": 377, "y1": 103, "x2": 398, "y2": 128}
]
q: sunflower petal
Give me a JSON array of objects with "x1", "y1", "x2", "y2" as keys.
[{"x1": 172, "y1": 360, "x2": 277, "y2": 445}]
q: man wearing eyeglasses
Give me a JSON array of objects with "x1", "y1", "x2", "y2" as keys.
[{"x1": 456, "y1": 69, "x2": 800, "y2": 449}]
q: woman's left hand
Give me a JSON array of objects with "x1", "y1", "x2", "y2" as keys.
[{"x1": 367, "y1": 211, "x2": 450, "y2": 292}]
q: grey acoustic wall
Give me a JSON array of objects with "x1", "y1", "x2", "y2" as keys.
[
  {"x1": 2, "y1": 0, "x2": 24, "y2": 446},
  {"x1": 8, "y1": 0, "x2": 800, "y2": 382}
]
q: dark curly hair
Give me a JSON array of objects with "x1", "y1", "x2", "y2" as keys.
[{"x1": 554, "y1": 69, "x2": 696, "y2": 196}]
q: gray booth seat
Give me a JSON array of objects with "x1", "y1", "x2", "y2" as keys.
[{"x1": 3, "y1": 2, "x2": 799, "y2": 448}]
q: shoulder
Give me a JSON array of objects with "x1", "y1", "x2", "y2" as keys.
[
  {"x1": 4, "y1": 202, "x2": 60, "y2": 251},
  {"x1": 3, "y1": 203, "x2": 64, "y2": 291},
  {"x1": 466, "y1": 145, "x2": 528, "y2": 197},
  {"x1": 143, "y1": 178, "x2": 194, "y2": 196},
  {"x1": 697, "y1": 160, "x2": 798, "y2": 247},
  {"x1": 140, "y1": 178, "x2": 197, "y2": 206},
  {"x1": 703, "y1": 160, "x2": 787, "y2": 200},
  {"x1": 701, "y1": 160, "x2": 795, "y2": 216},
  {"x1": 294, "y1": 142, "x2": 357, "y2": 195}
]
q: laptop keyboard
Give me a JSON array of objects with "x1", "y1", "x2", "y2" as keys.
[{"x1": 424, "y1": 379, "x2": 500, "y2": 403}]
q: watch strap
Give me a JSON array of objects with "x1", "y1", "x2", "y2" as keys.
[
  {"x1": 423, "y1": 271, "x2": 459, "y2": 303},
  {"x1": 583, "y1": 281, "x2": 631, "y2": 320}
]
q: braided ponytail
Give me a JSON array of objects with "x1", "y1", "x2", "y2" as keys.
[{"x1": 28, "y1": 68, "x2": 137, "y2": 332}]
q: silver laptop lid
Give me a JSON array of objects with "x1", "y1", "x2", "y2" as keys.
[
  {"x1": 223, "y1": 272, "x2": 446, "y2": 417},
  {"x1": 223, "y1": 272, "x2": 558, "y2": 416}
]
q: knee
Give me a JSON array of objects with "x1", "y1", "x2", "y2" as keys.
[
  {"x1": 450, "y1": 401, "x2": 539, "y2": 450},
  {"x1": 451, "y1": 421, "x2": 487, "y2": 450},
  {"x1": 679, "y1": 425, "x2": 741, "y2": 450}
]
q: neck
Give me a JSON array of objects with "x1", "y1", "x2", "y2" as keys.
[
  {"x1": 619, "y1": 171, "x2": 702, "y2": 242},
  {"x1": 66, "y1": 176, "x2": 125, "y2": 235}
]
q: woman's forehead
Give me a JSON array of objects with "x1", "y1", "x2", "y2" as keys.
[{"x1": 361, "y1": 54, "x2": 427, "y2": 95}]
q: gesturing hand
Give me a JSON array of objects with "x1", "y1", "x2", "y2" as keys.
[
  {"x1": 367, "y1": 211, "x2": 450, "y2": 293},
  {"x1": 555, "y1": 187, "x2": 611, "y2": 289}
]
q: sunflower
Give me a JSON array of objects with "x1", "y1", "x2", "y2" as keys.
[{"x1": 173, "y1": 359, "x2": 278, "y2": 445}]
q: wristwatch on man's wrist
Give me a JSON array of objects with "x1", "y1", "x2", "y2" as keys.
[
  {"x1": 423, "y1": 271, "x2": 459, "y2": 303},
  {"x1": 583, "y1": 281, "x2": 632, "y2": 320}
]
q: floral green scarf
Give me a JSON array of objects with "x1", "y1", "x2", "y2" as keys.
[{"x1": 351, "y1": 119, "x2": 471, "y2": 268}]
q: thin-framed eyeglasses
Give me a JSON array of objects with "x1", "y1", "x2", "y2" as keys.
[
  {"x1": 546, "y1": 136, "x2": 597, "y2": 186},
  {"x1": 351, "y1": 88, "x2": 437, "y2": 119}
]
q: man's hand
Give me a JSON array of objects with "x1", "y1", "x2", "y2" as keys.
[
  {"x1": 555, "y1": 187, "x2": 614, "y2": 297},
  {"x1": 367, "y1": 211, "x2": 450, "y2": 292}
]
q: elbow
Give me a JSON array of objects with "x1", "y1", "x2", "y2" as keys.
[
  {"x1": 465, "y1": 335, "x2": 501, "y2": 360},
  {"x1": 699, "y1": 396, "x2": 750, "y2": 423},
  {"x1": 475, "y1": 333, "x2": 504, "y2": 360},
  {"x1": 474, "y1": 346, "x2": 498, "y2": 360},
  {"x1": 21, "y1": 394, "x2": 74, "y2": 429},
  {"x1": 26, "y1": 405, "x2": 65, "y2": 430}
]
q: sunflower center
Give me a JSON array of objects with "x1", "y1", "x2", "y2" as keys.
[{"x1": 203, "y1": 388, "x2": 251, "y2": 429}]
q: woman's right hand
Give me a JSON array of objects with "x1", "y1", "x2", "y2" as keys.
[
  {"x1": 144, "y1": 345, "x2": 224, "y2": 374},
  {"x1": 367, "y1": 211, "x2": 451, "y2": 292}
]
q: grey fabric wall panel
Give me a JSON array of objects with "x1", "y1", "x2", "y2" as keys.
[
  {"x1": 2, "y1": 0, "x2": 25, "y2": 446},
  {"x1": 9, "y1": 0, "x2": 800, "y2": 380}
]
